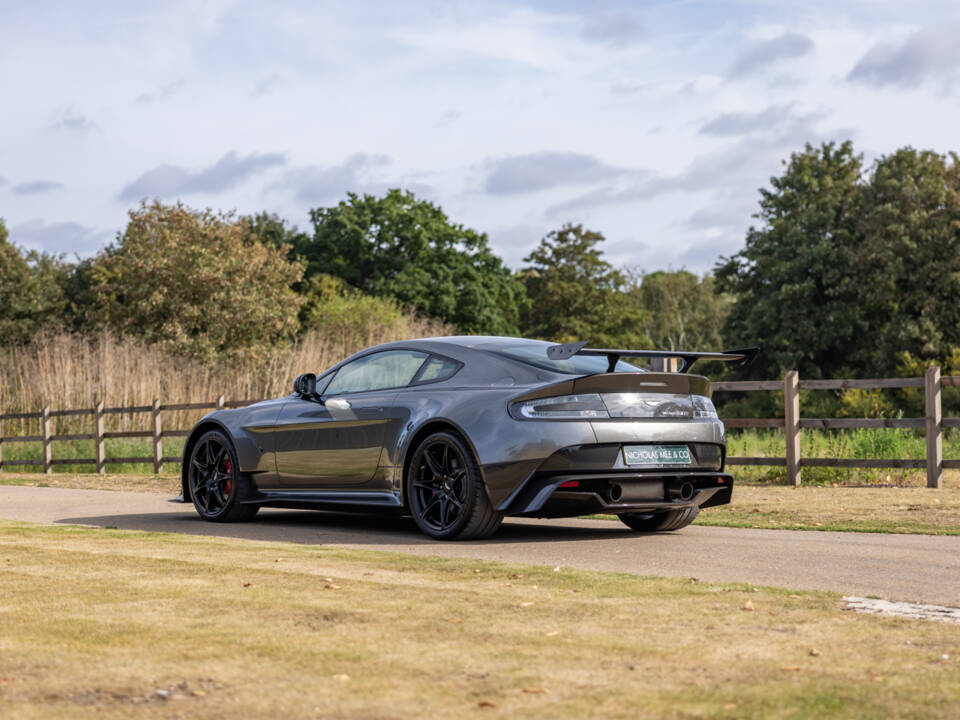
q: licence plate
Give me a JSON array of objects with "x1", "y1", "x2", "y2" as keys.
[{"x1": 623, "y1": 445, "x2": 692, "y2": 466}]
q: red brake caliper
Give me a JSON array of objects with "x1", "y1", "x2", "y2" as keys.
[{"x1": 224, "y1": 459, "x2": 232, "y2": 495}]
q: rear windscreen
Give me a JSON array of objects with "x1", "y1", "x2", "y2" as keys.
[{"x1": 489, "y1": 344, "x2": 645, "y2": 375}]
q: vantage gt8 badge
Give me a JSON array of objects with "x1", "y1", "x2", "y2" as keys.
[{"x1": 623, "y1": 445, "x2": 692, "y2": 466}]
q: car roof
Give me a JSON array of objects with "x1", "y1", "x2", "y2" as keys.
[
  {"x1": 324, "y1": 336, "x2": 555, "y2": 383},
  {"x1": 400, "y1": 336, "x2": 551, "y2": 349}
]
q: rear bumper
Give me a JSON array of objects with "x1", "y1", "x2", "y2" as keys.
[{"x1": 500, "y1": 471, "x2": 733, "y2": 518}]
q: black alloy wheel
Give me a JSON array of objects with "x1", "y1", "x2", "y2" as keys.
[
  {"x1": 408, "y1": 432, "x2": 502, "y2": 540},
  {"x1": 188, "y1": 430, "x2": 258, "y2": 522}
]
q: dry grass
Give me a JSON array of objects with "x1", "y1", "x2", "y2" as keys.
[
  {"x1": 0, "y1": 472, "x2": 179, "y2": 494},
  {"x1": 695, "y1": 483, "x2": 960, "y2": 535},
  {"x1": 0, "y1": 321, "x2": 448, "y2": 435},
  {"x1": 1, "y1": 520, "x2": 958, "y2": 719}
]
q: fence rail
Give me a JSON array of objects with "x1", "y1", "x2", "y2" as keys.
[
  {"x1": 0, "y1": 395, "x2": 244, "y2": 475},
  {"x1": 0, "y1": 367, "x2": 957, "y2": 486},
  {"x1": 716, "y1": 366, "x2": 958, "y2": 488}
]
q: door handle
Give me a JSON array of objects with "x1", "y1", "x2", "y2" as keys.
[{"x1": 326, "y1": 398, "x2": 352, "y2": 410}]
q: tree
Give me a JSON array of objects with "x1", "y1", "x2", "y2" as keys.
[
  {"x1": 715, "y1": 142, "x2": 865, "y2": 379},
  {"x1": 518, "y1": 224, "x2": 647, "y2": 346},
  {"x1": 245, "y1": 211, "x2": 310, "y2": 255},
  {"x1": 626, "y1": 270, "x2": 731, "y2": 351},
  {"x1": 855, "y1": 148, "x2": 960, "y2": 376},
  {"x1": 296, "y1": 189, "x2": 524, "y2": 335},
  {"x1": 88, "y1": 202, "x2": 305, "y2": 363},
  {"x1": 718, "y1": 141, "x2": 960, "y2": 381},
  {"x1": 0, "y1": 218, "x2": 68, "y2": 345}
]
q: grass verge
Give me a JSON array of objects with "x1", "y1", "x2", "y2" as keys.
[
  {"x1": 0, "y1": 520, "x2": 958, "y2": 719},
  {"x1": 695, "y1": 484, "x2": 960, "y2": 535},
  {"x1": 0, "y1": 472, "x2": 179, "y2": 494}
]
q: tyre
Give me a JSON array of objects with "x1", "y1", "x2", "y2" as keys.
[
  {"x1": 188, "y1": 430, "x2": 259, "y2": 522},
  {"x1": 408, "y1": 431, "x2": 502, "y2": 540},
  {"x1": 618, "y1": 507, "x2": 699, "y2": 532}
]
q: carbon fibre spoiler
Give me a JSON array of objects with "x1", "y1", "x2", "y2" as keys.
[{"x1": 546, "y1": 342, "x2": 759, "y2": 374}]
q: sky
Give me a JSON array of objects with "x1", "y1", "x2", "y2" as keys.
[{"x1": 3, "y1": 0, "x2": 960, "y2": 273}]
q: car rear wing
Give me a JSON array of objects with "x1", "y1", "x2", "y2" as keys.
[{"x1": 546, "y1": 342, "x2": 759, "y2": 374}]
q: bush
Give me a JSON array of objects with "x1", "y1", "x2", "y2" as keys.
[{"x1": 87, "y1": 201, "x2": 305, "y2": 364}]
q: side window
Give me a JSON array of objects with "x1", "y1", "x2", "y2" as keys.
[
  {"x1": 324, "y1": 350, "x2": 428, "y2": 395},
  {"x1": 415, "y1": 355, "x2": 461, "y2": 384},
  {"x1": 315, "y1": 373, "x2": 334, "y2": 395}
]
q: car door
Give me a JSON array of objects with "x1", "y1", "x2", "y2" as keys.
[{"x1": 273, "y1": 349, "x2": 429, "y2": 489}]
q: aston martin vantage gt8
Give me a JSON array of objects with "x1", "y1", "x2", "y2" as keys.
[{"x1": 180, "y1": 337, "x2": 756, "y2": 540}]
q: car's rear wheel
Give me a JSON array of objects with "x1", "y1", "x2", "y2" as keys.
[
  {"x1": 408, "y1": 431, "x2": 502, "y2": 540},
  {"x1": 618, "y1": 507, "x2": 699, "y2": 532},
  {"x1": 188, "y1": 430, "x2": 259, "y2": 522}
]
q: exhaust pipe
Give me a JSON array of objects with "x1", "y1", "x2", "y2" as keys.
[
  {"x1": 607, "y1": 481, "x2": 664, "y2": 503},
  {"x1": 667, "y1": 481, "x2": 695, "y2": 501}
]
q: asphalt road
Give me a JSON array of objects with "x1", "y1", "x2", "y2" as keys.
[{"x1": 2, "y1": 485, "x2": 959, "y2": 606}]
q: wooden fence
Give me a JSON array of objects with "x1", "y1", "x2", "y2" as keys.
[
  {"x1": 0, "y1": 396, "x2": 257, "y2": 475},
  {"x1": 0, "y1": 367, "x2": 956, "y2": 487},
  {"x1": 715, "y1": 367, "x2": 959, "y2": 488}
]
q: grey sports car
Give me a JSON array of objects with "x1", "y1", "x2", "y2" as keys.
[{"x1": 180, "y1": 336, "x2": 755, "y2": 540}]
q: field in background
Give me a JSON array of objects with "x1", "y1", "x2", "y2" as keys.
[{"x1": 1, "y1": 520, "x2": 958, "y2": 719}]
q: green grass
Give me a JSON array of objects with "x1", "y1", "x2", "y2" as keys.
[
  {"x1": 726, "y1": 427, "x2": 960, "y2": 485},
  {"x1": 1, "y1": 438, "x2": 186, "y2": 475}
]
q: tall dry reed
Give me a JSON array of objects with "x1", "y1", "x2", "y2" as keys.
[{"x1": 0, "y1": 311, "x2": 450, "y2": 435}]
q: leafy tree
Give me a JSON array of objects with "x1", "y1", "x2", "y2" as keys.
[
  {"x1": 855, "y1": 148, "x2": 960, "y2": 376},
  {"x1": 715, "y1": 142, "x2": 865, "y2": 379},
  {"x1": 718, "y1": 141, "x2": 960, "y2": 382},
  {"x1": 299, "y1": 273, "x2": 449, "y2": 349},
  {"x1": 296, "y1": 189, "x2": 524, "y2": 335},
  {"x1": 245, "y1": 211, "x2": 310, "y2": 255},
  {"x1": 88, "y1": 202, "x2": 305, "y2": 363},
  {"x1": 0, "y1": 218, "x2": 68, "y2": 345},
  {"x1": 518, "y1": 224, "x2": 647, "y2": 346},
  {"x1": 625, "y1": 270, "x2": 731, "y2": 351}
]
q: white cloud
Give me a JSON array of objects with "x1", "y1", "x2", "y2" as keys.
[
  {"x1": 729, "y1": 32, "x2": 814, "y2": 78},
  {"x1": 847, "y1": 24, "x2": 960, "y2": 88},
  {"x1": 119, "y1": 152, "x2": 286, "y2": 201},
  {"x1": 9, "y1": 219, "x2": 106, "y2": 256},
  {"x1": 1, "y1": 1, "x2": 959, "y2": 273}
]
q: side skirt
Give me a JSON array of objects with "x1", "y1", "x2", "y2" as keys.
[{"x1": 239, "y1": 490, "x2": 405, "y2": 514}]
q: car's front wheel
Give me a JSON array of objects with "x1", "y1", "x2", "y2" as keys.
[
  {"x1": 188, "y1": 430, "x2": 259, "y2": 522},
  {"x1": 408, "y1": 431, "x2": 502, "y2": 540},
  {"x1": 618, "y1": 507, "x2": 699, "y2": 532}
]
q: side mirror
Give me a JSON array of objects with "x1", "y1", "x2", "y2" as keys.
[{"x1": 293, "y1": 373, "x2": 317, "y2": 398}]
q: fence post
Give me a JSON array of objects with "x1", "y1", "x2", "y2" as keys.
[
  {"x1": 925, "y1": 366, "x2": 943, "y2": 489},
  {"x1": 95, "y1": 400, "x2": 105, "y2": 475},
  {"x1": 650, "y1": 358, "x2": 680, "y2": 372},
  {"x1": 0, "y1": 402, "x2": 4, "y2": 472},
  {"x1": 42, "y1": 405, "x2": 52, "y2": 475},
  {"x1": 216, "y1": 395, "x2": 225, "y2": 410},
  {"x1": 152, "y1": 399, "x2": 163, "y2": 475},
  {"x1": 784, "y1": 371, "x2": 801, "y2": 487}
]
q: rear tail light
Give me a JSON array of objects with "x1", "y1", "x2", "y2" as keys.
[
  {"x1": 510, "y1": 393, "x2": 718, "y2": 420},
  {"x1": 510, "y1": 393, "x2": 609, "y2": 419}
]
